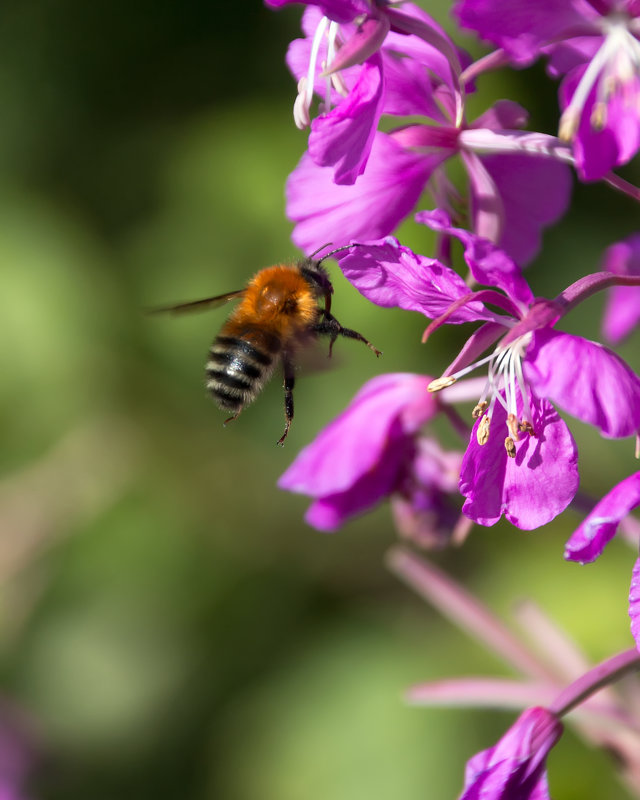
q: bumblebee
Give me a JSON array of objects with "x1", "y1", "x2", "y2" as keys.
[{"x1": 155, "y1": 245, "x2": 381, "y2": 445}]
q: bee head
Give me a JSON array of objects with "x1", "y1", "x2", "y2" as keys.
[{"x1": 299, "y1": 242, "x2": 363, "y2": 298}]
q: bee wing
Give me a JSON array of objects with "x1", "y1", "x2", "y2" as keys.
[
  {"x1": 148, "y1": 290, "x2": 245, "y2": 315},
  {"x1": 292, "y1": 338, "x2": 345, "y2": 375}
]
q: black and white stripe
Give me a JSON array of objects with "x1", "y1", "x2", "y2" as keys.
[{"x1": 206, "y1": 334, "x2": 279, "y2": 412}]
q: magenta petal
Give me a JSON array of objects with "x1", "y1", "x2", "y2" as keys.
[
  {"x1": 326, "y1": 16, "x2": 390, "y2": 73},
  {"x1": 287, "y1": 131, "x2": 437, "y2": 255},
  {"x1": 380, "y1": 49, "x2": 447, "y2": 120},
  {"x1": 630, "y1": 557, "x2": 640, "y2": 652},
  {"x1": 384, "y1": 4, "x2": 465, "y2": 91},
  {"x1": 308, "y1": 56, "x2": 384, "y2": 184},
  {"x1": 279, "y1": 373, "x2": 437, "y2": 531},
  {"x1": 601, "y1": 234, "x2": 640, "y2": 344},
  {"x1": 544, "y1": 36, "x2": 600, "y2": 78},
  {"x1": 279, "y1": 373, "x2": 435, "y2": 497},
  {"x1": 561, "y1": 67, "x2": 640, "y2": 181},
  {"x1": 524, "y1": 329, "x2": 640, "y2": 438},
  {"x1": 305, "y1": 444, "x2": 406, "y2": 530},
  {"x1": 265, "y1": 0, "x2": 368, "y2": 23},
  {"x1": 476, "y1": 152, "x2": 573, "y2": 268},
  {"x1": 453, "y1": 0, "x2": 596, "y2": 66},
  {"x1": 461, "y1": 707, "x2": 561, "y2": 800},
  {"x1": 459, "y1": 393, "x2": 579, "y2": 530},
  {"x1": 472, "y1": 99, "x2": 529, "y2": 131},
  {"x1": 565, "y1": 472, "x2": 640, "y2": 563},
  {"x1": 461, "y1": 150, "x2": 506, "y2": 254},
  {"x1": 415, "y1": 209, "x2": 534, "y2": 307},
  {"x1": 337, "y1": 237, "x2": 496, "y2": 322}
]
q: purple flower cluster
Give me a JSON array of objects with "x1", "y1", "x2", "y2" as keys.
[{"x1": 266, "y1": 0, "x2": 640, "y2": 796}]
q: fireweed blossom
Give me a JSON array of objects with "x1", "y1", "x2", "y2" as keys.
[
  {"x1": 278, "y1": 372, "x2": 475, "y2": 534},
  {"x1": 460, "y1": 706, "x2": 562, "y2": 800},
  {"x1": 267, "y1": 1, "x2": 464, "y2": 184},
  {"x1": 601, "y1": 232, "x2": 640, "y2": 343},
  {"x1": 335, "y1": 214, "x2": 640, "y2": 529},
  {"x1": 454, "y1": 0, "x2": 640, "y2": 180},
  {"x1": 282, "y1": 8, "x2": 573, "y2": 267}
]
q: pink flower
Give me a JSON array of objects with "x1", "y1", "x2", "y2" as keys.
[
  {"x1": 454, "y1": 0, "x2": 640, "y2": 180},
  {"x1": 283, "y1": 7, "x2": 571, "y2": 266},
  {"x1": 336, "y1": 217, "x2": 640, "y2": 528},
  {"x1": 278, "y1": 373, "x2": 468, "y2": 532},
  {"x1": 276, "y1": 2, "x2": 461, "y2": 183}
]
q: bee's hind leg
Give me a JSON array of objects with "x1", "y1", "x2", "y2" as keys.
[
  {"x1": 277, "y1": 355, "x2": 295, "y2": 446},
  {"x1": 223, "y1": 410, "x2": 242, "y2": 427}
]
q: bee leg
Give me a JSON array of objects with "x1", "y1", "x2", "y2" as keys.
[
  {"x1": 223, "y1": 411, "x2": 241, "y2": 427},
  {"x1": 315, "y1": 312, "x2": 382, "y2": 357},
  {"x1": 277, "y1": 356, "x2": 295, "y2": 447}
]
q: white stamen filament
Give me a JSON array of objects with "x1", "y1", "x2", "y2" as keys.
[
  {"x1": 295, "y1": 15, "x2": 329, "y2": 128},
  {"x1": 324, "y1": 21, "x2": 340, "y2": 113},
  {"x1": 433, "y1": 333, "x2": 534, "y2": 447}
]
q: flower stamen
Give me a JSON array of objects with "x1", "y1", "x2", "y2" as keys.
[{"x1": 431, "y1": 333, "x2": 534, "y2": 448}]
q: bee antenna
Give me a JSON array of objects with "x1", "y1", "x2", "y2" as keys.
[
  {"x1": 308, "y1": 242, "x2": 334, "y2": 259},
  {"x1": 316, "y1": 242, "x2": 364, "y2": 264}
]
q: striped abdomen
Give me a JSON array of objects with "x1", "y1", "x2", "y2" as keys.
[{"x1": 206, "y1": 329, "x2": 281, "y2": 414}]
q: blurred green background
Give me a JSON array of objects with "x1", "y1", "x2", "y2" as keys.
[{"x1": 0, "y1": 1, "x2": 639, "y2": 798}]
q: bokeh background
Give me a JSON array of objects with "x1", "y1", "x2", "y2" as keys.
[{"x1": 0, "y1": 1, "x2": 639, "y2": 798}]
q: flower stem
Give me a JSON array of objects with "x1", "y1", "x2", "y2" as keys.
[
  {"x1": 604, "y1": 172, "x2": 640, "y2": 204},
  {"x1": 460, "y1": 49, "x2": 510, "y2": 85},
  {"x1": 549, "y1": 648, "x2": 640, "y2": 718},
  {"x1": 386, "y1": 547, "x2": 557, "y2": 682}
]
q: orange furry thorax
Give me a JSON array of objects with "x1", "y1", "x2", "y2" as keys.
[{"x1": 222, "y1": 264, "x2": 320, "y2": 342}]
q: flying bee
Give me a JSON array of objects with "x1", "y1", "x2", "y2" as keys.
[{"x1": 153, "y1": 245, "x2": 381, "y2": 445}]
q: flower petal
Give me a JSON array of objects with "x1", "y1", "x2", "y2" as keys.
[
  {"x1": 453, "y1": 0, "x2": 597, "y2": 66},
  {"x1": 379, "y1": 49, "x2": 448, "y2": 120},
  {"x1": 337, "y1": 237, "x2": 496, "y2": 322},
  {"x1": 461, "y1": 707, "x2": 561, "y2": 800},
  {"x1": 325, "y1": 15, "x2": 390, "y2": 73},
  {"x1": 561, "y1": 65, "x2": 640, "y2": 181},
  {"x1": 524, "y1": 329, "x2": 640, "y2": 438},
  {"x1": 475, "y1": 151, "x2": 573, "y2": 268},
  {"x1": 601, "y1": 234, "x2": 640, "y2": 344},
  {"x1": 630, "y1": 557, "x2": 640, "y2": 652},
  {"x1": 305, "y1": 446, "x2": 407, "y2": 530},
  {"x1": 472, "y1": 99, "x2": 530, "y2": 131},
  {"x1": 279, "y1": 373, "x2": 435, "y2": 497},
  {"x1": 459, "y1": 394, "x2": 579, "y2": 529},
  {"x1": 286, "y1": 131, "x2": 437, "y2": 255},
  {"x1": 308, "y1": 56, "x2": 383, "y2": 184},
  {"x1": 565, "y1": 472, "x2": 640, "y2": 563},
  {"x1": 265, "y1": 0, "x2": 368, "y2": 23},
  {"x1": 415, "y1": 209, "x2": 534, "y2": 307}
]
